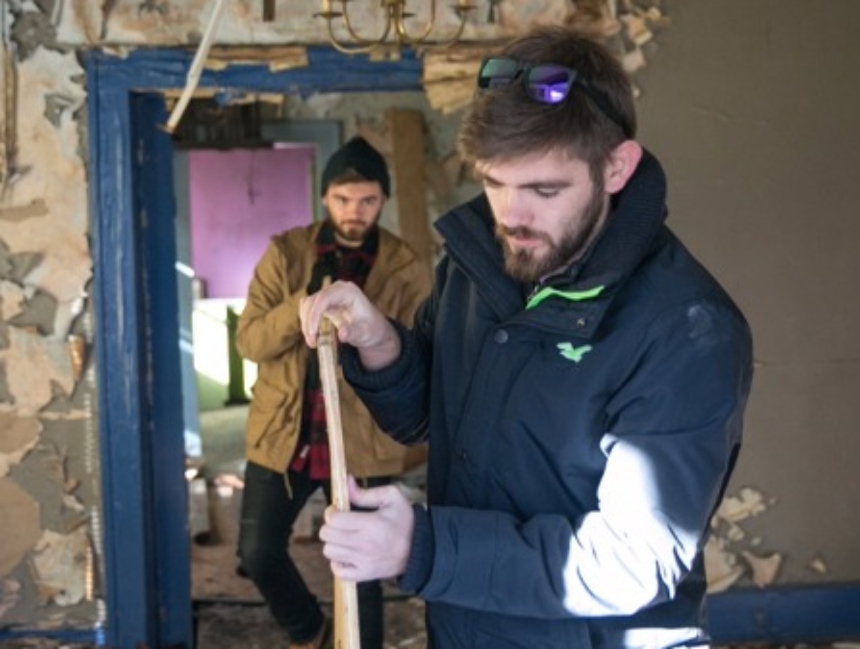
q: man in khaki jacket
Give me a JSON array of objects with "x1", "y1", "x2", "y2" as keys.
[{"x1": 235, "y1": 136, "x2": 431, "y2": 649}]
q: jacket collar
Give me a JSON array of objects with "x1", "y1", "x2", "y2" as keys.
[
  {"x1": 435, "y1": 148, "x2": 669, "y2": 330},
  {"x1": 561, "y1": 147, "x2": 668, "y2": 287}
]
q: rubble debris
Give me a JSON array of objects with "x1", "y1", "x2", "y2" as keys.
[
  {"x1": 715, "y1": 486, "x2": 770, "y2": 523},
  {"x1": 189, "y1": 476, "x2": 212, "y2": 544},
  {"x1": 706, "y1": 486, "x2": 784, "y2": 592},
  {"x1": 741, "y1": 550, "x2": 783, "y2": 588},
  {"x1": 703, "y1": 536, "x2": 744, "y2": 593},
  {"x1": 30, "y1": 526, "x2": 91, "y2": 606}
]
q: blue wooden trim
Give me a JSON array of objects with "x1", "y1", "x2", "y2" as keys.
[
  {"x1": 132, "y1": 92, "x2": 193, "y2": 648},
  {"x1": 708, "y1": 583, "x2": 860, "y2": 643},
  {"x1": 87, "y1": 53, "x2": 159, "y2": 648},
  {"x1": 89, "y1": 45, "x2": 422, "y2": 94}
]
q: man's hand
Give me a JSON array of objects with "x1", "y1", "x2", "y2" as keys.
[
  {"x1": 320, "y1": 476, "x2": 415, "y2": 582},
  {"x1": 299, "y1": 280, "x2": 400, "y2": 370}
]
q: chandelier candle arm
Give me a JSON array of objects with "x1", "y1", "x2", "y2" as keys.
[
  {"x1": 392, "y1": 0, "x2": 435, "y2": 44},
  {"x1": 314, "y1": 0, "x2": 476, "y2": 53},
  {"x1": 343, "y1": 0, "x2": 394, "y2": 44}
]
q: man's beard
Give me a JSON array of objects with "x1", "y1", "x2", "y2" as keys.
[
  {"x1": 333, "y1": 221, "x2": 369, "y2": 244},
  {"x1": 496, "y1": 185, "x2": 606, "y2": 283}
]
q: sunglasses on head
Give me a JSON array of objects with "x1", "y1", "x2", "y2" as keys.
[{"x1": 477, "y1": 57, "x2": 632, "y2": 139}]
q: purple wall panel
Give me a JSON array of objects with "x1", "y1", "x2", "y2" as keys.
[{"x1": 188, "y1": 147, "x2": 315, "y2": 298}]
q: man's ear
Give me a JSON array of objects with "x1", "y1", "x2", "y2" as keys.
[{"x1": 604, "y1": 140, "x2": 643, "y2": 194}]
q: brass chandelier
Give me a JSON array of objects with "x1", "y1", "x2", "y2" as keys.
[{"x1": 314, "y1": 0, "x2": 477, "y2": 54}]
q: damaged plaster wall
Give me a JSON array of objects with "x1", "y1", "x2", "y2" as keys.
[
  {"x1": 1, "y1": 0, "x2": 98, "y2": 630},
  {"x1": 5, "y1": 0, "x2": 613, "y2": 632},
  {"x1": 2, "y1": 0, "x2": 860, "y2": 635},
  {"x1": 634, "y1": 0, "x2": 860, "y2": 588}
]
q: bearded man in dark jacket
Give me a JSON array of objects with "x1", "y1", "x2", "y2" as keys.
[{"x1": 299, "y1": 25, "x2": 753, "y2": 649}]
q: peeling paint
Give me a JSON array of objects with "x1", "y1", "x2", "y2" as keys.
[
  {"x1": 57, "y1": 0, "x2": 104, "y2": 44},
  {"x1": 0, "y1": 478, "x2": 41, "y2": 578},
  {"x1": 43, "y1": 92, "x2": 81, "y2": 128},
  {"x1": 30, "y1": 526, "x2": 90, "y2": 606},
  {"x1": 706, "y1": 486, "x2": 777, "y2": 592},
  {"x1": 704, "y1": 536, "x2": 744, "y2": 593},
  {"x1": 5, "y1": 287, "x2": 59, "y2": 336},
  {"x1": 741, "y1": 549, "x2": 783, "y2": 588},
  {"x1": 0, "y1": 579, "x2": 23, "y2": 619},
  {"x1": 0, "y1": 412, "x2": 41, "y2": 476},
  {"x1": 0, "y1": 326, "x2": 74, "y2": 415},
  {"x1": 0, "y1": 199, "x2": 49, "y2": 221},
  {"x1": 138, "y1": 0, "x2": 170, "y2": 17},
  {"x1": 0, "y1": 240, "x2": 44, "y2": 284},
  {"x1": 0, "y1": 279, "x2": 35, "y2": 320},
  {"x1": 304, "y1": 92, "x2": 345, "y2": 117},
  {"x1": 38, "y1": 408, "x2": 90, "y2": 420},
  {"x1": 0, "y1": 48, "x2": 90, "y2": 335},
  {"x1": 715, "y1": 486, "x2": 772, "y2": 523},
  {"x1": 9, "y1": 10, "x2": 59, "y2": 62},
  {"x1": 498, "y1": 0, "x2": 569, "y2": 30}
]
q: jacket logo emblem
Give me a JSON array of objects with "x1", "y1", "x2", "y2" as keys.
[{"x1": 557, "y1": 342, "x2": 592, "y2": 363}]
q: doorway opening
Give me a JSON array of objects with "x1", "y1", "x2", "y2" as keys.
[
  {"x1": 87, "y1": 46, "x2": 424, "y2": 649},
  {"x1": 168, "y1": 97, "x2": 341, "y2": 603}
]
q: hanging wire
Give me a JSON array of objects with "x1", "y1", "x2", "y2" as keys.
[{"x1": 164, "y1": 0, "x2": 228, "y2": 134}]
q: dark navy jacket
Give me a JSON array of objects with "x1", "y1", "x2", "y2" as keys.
[{"x1": 344, "y1": 151, "x2": 753, "y2": 649}]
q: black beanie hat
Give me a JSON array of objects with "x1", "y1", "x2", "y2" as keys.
[{"x1": 320, "y1": 136, "x2": 391, "y2": 197}]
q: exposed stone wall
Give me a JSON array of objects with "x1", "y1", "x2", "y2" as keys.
[{"x1": 1, "y1": 1, "x2": 98, "y2": 628}]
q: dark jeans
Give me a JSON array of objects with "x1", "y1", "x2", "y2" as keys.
[{"x1": 238, "y1": 460, "x2": 388, "y2": 648}]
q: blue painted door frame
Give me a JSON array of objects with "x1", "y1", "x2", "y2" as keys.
[
  {"x1": 85, "y1": 46, "x2": 422, "y2": 649},
  {"x1": 81, "y1": 46, "x2": 859, "y2": 649}
]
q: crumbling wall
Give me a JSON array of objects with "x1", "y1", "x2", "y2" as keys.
[
  {"x1": 1, "y1": 0, "x2": 98, "y2": 628},
  {"x1": 6, "y1": 0, "x2": 858, "y2": 637},
  {"x1": 634, "y1": 0, "x2": 860, "y2": 593},
  {"x1": 2, "y1": 0, "x2": 620, "y2": 632}
]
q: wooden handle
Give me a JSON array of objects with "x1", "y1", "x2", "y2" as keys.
[{"x1": 317, "y1": 317, "x2": 361, "y2": 649}]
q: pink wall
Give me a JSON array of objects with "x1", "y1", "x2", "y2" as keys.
[{"x1": 188, "y1": 146, "x2": 316, "y2": 298}]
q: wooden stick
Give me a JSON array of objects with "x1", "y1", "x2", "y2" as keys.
[{"x1": 317, "y1": 316, "x2": 361, "y2": 649}]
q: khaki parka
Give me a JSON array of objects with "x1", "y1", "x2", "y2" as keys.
[{"x1": 236, "y1": 221, "x2": 432, "y2": 478}]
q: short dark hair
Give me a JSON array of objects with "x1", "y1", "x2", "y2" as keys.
[{"x1": 458, "y1": 26, "x2": 636, "y2": 180}]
